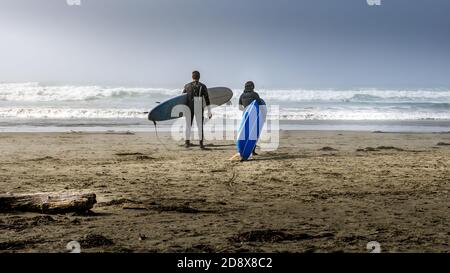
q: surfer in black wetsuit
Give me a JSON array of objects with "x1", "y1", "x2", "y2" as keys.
[
  {"x1": 182, "y1": 70, "x2": 212, "y2": 149},
  {"x1": 238, "y1": 81, "x2": 264, "y2": 156},
  {"x1": 239, "y1": 81, "x2": 264, "y2": 110}
]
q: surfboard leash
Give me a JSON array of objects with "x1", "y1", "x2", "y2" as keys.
[{"x1": 151, "y1": 120, "x2": 174, "y2": 152}]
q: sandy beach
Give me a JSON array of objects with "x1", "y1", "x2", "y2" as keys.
[{"x1": 0, "y1": 130, "x2": 449, "y2": 253}]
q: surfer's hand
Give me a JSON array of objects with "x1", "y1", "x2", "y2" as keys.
[{"x1": 206, "y1": 106, "x2": 212, "y2": 119}]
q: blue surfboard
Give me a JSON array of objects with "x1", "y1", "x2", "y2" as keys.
[{"x1": 237, "y1": 100, "x2": 267, "y2": 160}]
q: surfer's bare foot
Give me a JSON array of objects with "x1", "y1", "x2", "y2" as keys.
[
  {"x1": 228, "y1": 153, "x2": 241, "y2": 161},
  {"x1": 184, "y1": 141, "x2": 191, "y2": 148}
]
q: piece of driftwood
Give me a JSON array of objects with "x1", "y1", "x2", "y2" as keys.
[{"x1": 0, "y1": 192, "x2": 97, "y2": 214}]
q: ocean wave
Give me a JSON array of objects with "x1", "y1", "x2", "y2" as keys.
[
  {"x1": 1, "y1": 83, "x2": 450, "y2": 103},
  {"x1": 274, "y1": 110, "x2": 450, "y2": 121},
  {"x1": 0, "y1": 83, "x2": 179, "y2": 102},
  {"x1": 2, "y1": 107, "x2": 450, "y2": 121},
  {"x1": 0, "y1": 107, "x2": 146, "y2": 119},
  {"x1": 254, "y1": 88, "x2": 450, "y2": 103}
]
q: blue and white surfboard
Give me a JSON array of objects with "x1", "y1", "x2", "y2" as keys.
[{"x1": 236, "y1": 100, "x2": 267, "y2": 160}]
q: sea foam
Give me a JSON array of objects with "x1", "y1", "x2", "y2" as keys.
[{"x1": 0, "y1": 83, "x2": 449, "y2": 121}]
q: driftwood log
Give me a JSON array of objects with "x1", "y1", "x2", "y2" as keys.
[{"x1": 0, "y1": 192, "x2": 97, "y2": 214}]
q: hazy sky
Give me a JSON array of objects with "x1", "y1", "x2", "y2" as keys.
[{"x1": 0, "y1": 0, "x2": 449, "y2": 88}]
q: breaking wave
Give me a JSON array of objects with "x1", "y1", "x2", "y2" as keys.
[
  {"x1": 0, "y1": 83, "x2": 449, "y2": 122},
  {"x1": 1, "y1": 106, "x2": 450, "y2": 121},
  {"x1": 1, "y1": 83, "x2": 450, "y2": 103},
  {"x1": 0, "y1": 82, "x2": 179, "y2": 102}
]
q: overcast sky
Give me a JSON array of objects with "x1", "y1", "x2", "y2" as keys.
[{"x1": 0, "y1": 0, "x2": 449, "y2": 89}]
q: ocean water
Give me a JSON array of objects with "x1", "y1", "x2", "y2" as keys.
[{"x1": 1, "y1": 82, "x2": 450, "y2": 132}]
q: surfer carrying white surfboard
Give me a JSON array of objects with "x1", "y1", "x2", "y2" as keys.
[{"x1": 182, "y1": 70, "x2": 212, "y2": 149}]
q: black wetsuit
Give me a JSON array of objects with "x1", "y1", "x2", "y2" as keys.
[
  {"x1": 239, "y1": 89, "x2": 263, "y2": 110},
  {"x1": 182, "y1": 81, "x2": 210, "y2": 141}
]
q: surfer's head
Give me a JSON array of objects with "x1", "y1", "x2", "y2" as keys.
[
  {"x1": 245, "y1": 81, "x2": 255, "y2": 90},
  {"x1": 192, "y1": 71, "x2": 200, "y2": 81}
]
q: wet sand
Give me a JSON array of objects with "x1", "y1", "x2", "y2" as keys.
[{"x1": 0, "y1": 130, "x2": 449, "y2": 253}]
